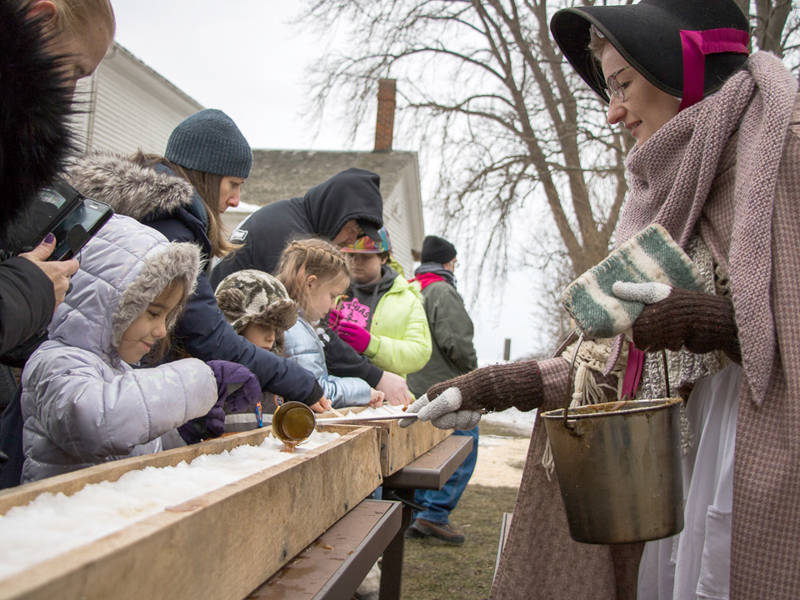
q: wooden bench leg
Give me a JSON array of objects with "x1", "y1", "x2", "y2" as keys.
[{"x1": 378, "y1": 487, "x2": 414, "y2": 600}]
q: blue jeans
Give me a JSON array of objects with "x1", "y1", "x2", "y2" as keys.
[{"x1": 414, "y1": 425, "x2": 479, "y2": 525}]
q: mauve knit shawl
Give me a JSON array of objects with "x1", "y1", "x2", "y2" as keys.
[{"x1": 616, "y1": 51, "x2": 798, "y2": 407}]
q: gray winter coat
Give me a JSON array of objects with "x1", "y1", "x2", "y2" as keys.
[
  {"x1": 20, "y1": 215, "x2": 217, "y2": 483},
  {"x1": 407, "y1": 279, "x2": 478, "y2": 397},
  {"x1": 284, "y1": 315, "x2": 371, "y2": 408}
]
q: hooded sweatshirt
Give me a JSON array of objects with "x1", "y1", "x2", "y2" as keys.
[
  {"x1": 209, "y1": 168, "x2": 386, "y2": 388},
  {"x1": 65, "y1": 152, "x2": 322, "y2": 406},
  {"x1": 20, "y1": 215, "x2": 217, "y2": 483},
  {"x1": 337, "y1": 265, "x2": 432, "y2": 378}
]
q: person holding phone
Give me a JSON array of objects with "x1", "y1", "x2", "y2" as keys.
[
  {"x1": 0, "y1": 0, "x2": 115, "y2": 485},
  {"x1": 65, "y1": 110, "x2": 329, "y2": 412},
  {"x1": 0, "y1": 0, "x2": 115, "y2": 353}
]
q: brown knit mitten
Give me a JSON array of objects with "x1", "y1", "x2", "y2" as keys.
[
  {"x1": 427, "y1": 360, "x2": 545, "y2": 413},
  {"x1": 612, "y1": 283, "x2": 741, "y2": 363}
]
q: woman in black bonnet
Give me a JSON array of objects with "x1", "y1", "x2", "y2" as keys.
[{"x1": 405, "y1": 1, "x2": 800, "y2": 598}]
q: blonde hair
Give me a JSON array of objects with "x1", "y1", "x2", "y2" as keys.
[
  {"x1": 51, "y1": 0, "x2": 116, "y2": 37},
  {"x1": 275, "y1": 238, "x2": 351, "y2": 314},
  {"x1": 132, "y1": 152, "x2": 241, "y2": 259}
]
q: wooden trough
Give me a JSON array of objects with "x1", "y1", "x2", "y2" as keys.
[
  {"x1": 321, "y1": 407, "x2": 452, "y2": 477},
  {"x1": 0, "y1": 424, "x2": 381, "y2": 600}
]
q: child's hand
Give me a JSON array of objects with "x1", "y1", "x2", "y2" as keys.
[
  {"x1": 309, "y1": 396, "x2": 331, "y2": 413},
  {"x1": 337, "y1": 321, "x2": 371, "y2": 354},
  {"x1": 327, "y1": 309, "x2": 342, "y2": 332},
  {"x1": 369, "y1": 388, "x2": 384, "y2": 408}
]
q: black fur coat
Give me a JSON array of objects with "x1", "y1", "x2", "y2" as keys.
[{"x1": 0, "y1": 0, "x2": 73, "y2": 240}]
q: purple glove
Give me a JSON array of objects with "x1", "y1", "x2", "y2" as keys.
[
  {"x1": 336, "y1": 321, "x2": 371, "y2": 354},
  {"x1": 207, "y1": 360, "x2": 262, "y2": 413},
  {"x1": 202, "y1": 360, "x2": 262, "y2": 437}
]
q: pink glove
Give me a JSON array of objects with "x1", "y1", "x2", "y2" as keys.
[
  {"x1": 328, "y1": 308, "x2": 342, "y2": 332},
  {"x1": 336, "y1": 320, "x2": 371, "y2": 354}
]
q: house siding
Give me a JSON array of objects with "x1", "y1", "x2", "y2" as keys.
[{"x1": 70, "y1": 44, "x2": 203, "y2": 156}]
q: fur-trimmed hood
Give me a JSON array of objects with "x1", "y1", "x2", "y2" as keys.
[
  {"x1": 48, "y1": 214, "x2": 201, "y2": 366},
  {"x1": 0, "y1": 0, "x2": 74, "y2": 237},
  {"x1": 65, "y1": 151, "x2": 197, "y2": 221}
]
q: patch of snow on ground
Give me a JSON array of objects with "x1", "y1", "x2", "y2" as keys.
[{"x1": 480, "y1": 407, "x2": 538, "y2": 436}]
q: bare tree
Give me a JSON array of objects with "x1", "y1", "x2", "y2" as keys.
[
  {"x1": 301, "y1": 0, "x2": 635, "y2": 285},
  {"x1": 300, "y1": 0, "x2": 798, "y2": 354},
  {"x1": 736, "y1": 0, "x2": 799, "y2": 71}
]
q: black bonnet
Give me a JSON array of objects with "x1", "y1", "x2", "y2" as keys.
[{"x1": 550, "y1": 0, "x2": 750, "y2": 106}]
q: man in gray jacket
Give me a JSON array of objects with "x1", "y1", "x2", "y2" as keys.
[{"x1": 407, "y1": 236, "x2": 479, "y2": 545}]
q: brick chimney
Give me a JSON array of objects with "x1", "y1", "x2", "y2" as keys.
[{"x1": 374, "y1": 79, "x2": 396, "y2": 152}]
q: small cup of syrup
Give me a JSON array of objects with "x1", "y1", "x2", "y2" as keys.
[{"x1": 271, "y1": 401, "x2": 316, "y2": 452}]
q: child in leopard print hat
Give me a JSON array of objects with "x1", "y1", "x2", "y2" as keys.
[{"x1": 215, "y1": 269, "x2": 299, "y2": 357}]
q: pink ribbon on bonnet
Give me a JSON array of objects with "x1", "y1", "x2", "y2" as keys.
[{"x1": 679, "y1": 28, "x2": 750, "y2": 111}]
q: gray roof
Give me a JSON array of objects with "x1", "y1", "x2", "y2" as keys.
[{"x1": 242, "y1": 149, "x2": 418, "y2": 206}]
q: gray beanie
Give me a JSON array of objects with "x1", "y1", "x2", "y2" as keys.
[{"x1": 165, "y1": 109, "x2": 253, "y2": 178}]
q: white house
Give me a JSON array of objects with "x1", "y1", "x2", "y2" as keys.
[
  {"x1": 70, "y1": 43, "x2": 203, "y2": 156},
  {"x1": 72, "y1": 48, "x2": 425, "y2": 271}
]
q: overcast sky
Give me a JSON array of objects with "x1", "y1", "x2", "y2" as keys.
[{"x1": 112, "y1": 0, "x2": 548, "y2": 364}]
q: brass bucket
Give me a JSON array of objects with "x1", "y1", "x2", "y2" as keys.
[{"x1": 541, "y1": 334, "x2": 684, "y2": 544}]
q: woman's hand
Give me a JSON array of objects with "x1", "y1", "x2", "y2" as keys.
[
  {"x1": 400, "y1": 360, "x2": 546, "y2": 430},
  {"x1": 400, "y1": 389, "x2": 482, "y2": 430},
  {"x1": 612, "y1": 282, "x2": 741, "y2": 362},
  {"x1": 19, "y1": 234, "x2": 79, "y2": 311},
  {"x1": 368, "y1": 388, "x2": 384, "y2": 408}
]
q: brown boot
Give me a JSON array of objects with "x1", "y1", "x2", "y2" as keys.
[{"x1": 406, "y1": 518, "x2": 465, "y2": 545}]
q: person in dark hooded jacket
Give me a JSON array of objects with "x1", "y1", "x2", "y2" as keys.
[
  {"x1": 210, "y1": 169, "x2": 413, "y2": 405},
  {"x1": 210, "y1": 168, "x2": 385, "y2": 281}
]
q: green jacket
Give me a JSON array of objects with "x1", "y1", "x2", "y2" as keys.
[
  {"x1": 407, "y1": 279, "x2": 478, "y2": 397},
  {"x1": 338, "y1": 270, "x2": 432, "y2": 378}
]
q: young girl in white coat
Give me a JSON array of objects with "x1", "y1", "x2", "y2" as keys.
[{"x1": 19, "y1": 215, "x2": 255, "y2": 483}]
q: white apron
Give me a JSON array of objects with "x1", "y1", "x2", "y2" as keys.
[{"x1": 638, "y1": 363, "x2": 742, "y2": 600}]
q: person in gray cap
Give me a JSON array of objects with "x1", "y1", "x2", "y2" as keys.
[
  {"x1": 406, "y1": 235, "x2": 478, "y2": 545},
  {"x1": 65, "y1": 109, "x2": 328, "y2": 415}
]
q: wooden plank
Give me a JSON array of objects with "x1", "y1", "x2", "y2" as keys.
[
  {"x1": 319, "y1": 407, "x2": 451, "y2": 477},
  {"x1": 0, "y1": 425, "x2": 382, "y2": 600},
  {"x1": 382, "y1": 434, "x2": 473, "y2": 490},
  {"x1": 248, "y1": 500, "x2": 402, "y2": 600}
]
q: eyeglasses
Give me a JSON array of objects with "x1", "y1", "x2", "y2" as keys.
[{"x1": 606, "y1": 65, "x2": 631, "y2": 102}]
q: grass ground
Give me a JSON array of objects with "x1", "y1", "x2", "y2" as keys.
[{"x1": 401, "y1": 485, "x2": 519, "y2": 600}]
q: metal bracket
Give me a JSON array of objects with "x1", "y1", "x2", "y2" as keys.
[{"x1": 382, "y1": 489, "x2": 426, "y2": 512}]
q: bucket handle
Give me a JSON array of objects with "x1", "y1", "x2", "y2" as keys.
[
  {"x1": 561, "y1": 333, "x2": 671, "y2": 431},
  {"x1": 562, "y1": 331, "x2": 585, "y2": 431}
]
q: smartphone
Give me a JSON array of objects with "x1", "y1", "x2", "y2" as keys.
[
  {"x1": 3, "y1": 180, "x2": 84, "y2": 256},
  {"x1": 48, "y1": 197, "x2": 114, "y2": 261}
]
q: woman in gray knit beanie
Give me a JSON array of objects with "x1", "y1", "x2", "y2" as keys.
[{"x1": 65, "y1": 109, "x2": 327, "y2": 411}]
